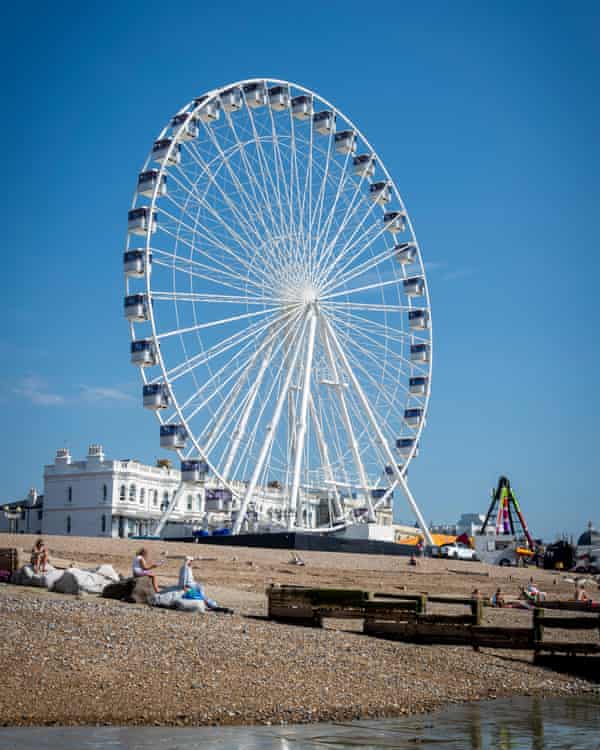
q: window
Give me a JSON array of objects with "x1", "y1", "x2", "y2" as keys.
[
  {"x1": 187, "y1": 494, "x2": 193, "y2": 511},
  {"x1": 120, "y1": 484, "x2": 126, "y2": 502},
  {"x1": 174, "y1": 490, "x2": 178, "y2": 509},
  {"x1": 140, "y1": 488, "x2": 145, "y2": 505},
  {"x1": 153, "y1": 490, "x2": 158, "y2": 507},
  {"x1": 66, "y1": 516, "x2": 71, "y2": 534},
  {"x1": 162, "y1": 491, "x2": 169, "y2": 512},
  {"x1": 102, "y1": 484, "x2": 108, "y2": 503},
  {"x1": 129, "y1": 484, "x2": 136, "y2": 502},
  {"x1": 37, "y1": 510, "x2": 43, "y2": 521},
  {"x1": 101, "y1": 515, "x2": 106, "y2": 533},
  {"x1": 196, "y1": 494, "x2": 202, "y2": 512},
  {"x1": 67, "y1": 486, "x2": 72, "y2": 503}
]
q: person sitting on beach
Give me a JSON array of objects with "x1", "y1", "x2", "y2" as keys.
[
  {"x1": 132, "y1": 548, "x2": 162, "y2": 594},
  {"x1": 526, "y1": 577, "x2": 546, "y2": 602},
  {"x1": 30, "y1": 538, "x2": 49, "y2": 574},
  {"x1": 575, "y1": 582, "x2": 589, "y2": 602},
  {"x1": 178, "y1": 556, "x2": 233, "y2": 614},
  {"x1": 491, "y1": 588, "x2": 505, "y2": 608}
]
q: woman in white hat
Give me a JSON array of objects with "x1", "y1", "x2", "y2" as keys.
[{"x1": 178, "y1": 556, "x2": 233, "y2": 613}]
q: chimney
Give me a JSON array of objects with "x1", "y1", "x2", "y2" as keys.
[
  {"x1": 55, "y1": 448, "x2": 72, "y2": 466},
  {"x1": 87, "y1": 444, "x2": 105, "y2": 466}
]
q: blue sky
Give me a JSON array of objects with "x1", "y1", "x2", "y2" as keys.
[{"x1": 2, "y1": 1, "x2": 598, "y2": 539}]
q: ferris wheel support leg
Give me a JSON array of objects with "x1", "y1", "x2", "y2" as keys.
[
  {"x1": 153, "y1": 482, "x2": 187, "y2": 538},
  {"x1": 309, "y1": 393, "x2": 344, "y2": 523},
  {"x1": 287, "y1": 389, "x2": 297, "y2": 497},
  {"x1": 320, "y1": 319, "x2": 375, "y2": 523},
  {"x1": 232, "y1": 314, "x2": 309, "y2": 535},
  {"x1": 322, "y1": 317, "x2": 434, "y2": 547},
  {"x1": 222, "y1": 345, "x2": 273, "y2": 482},
  {"x1": 290, "y1": 310, "x2": 317, "y2": 528}
]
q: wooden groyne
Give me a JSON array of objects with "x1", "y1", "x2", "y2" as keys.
[{"x1": 267, "y1": 585, "x2": 599, "y2": 658}]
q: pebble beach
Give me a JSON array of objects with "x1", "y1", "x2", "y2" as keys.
[{"x1": 0, "y1": 533, "x2": 597, "y2": 727}]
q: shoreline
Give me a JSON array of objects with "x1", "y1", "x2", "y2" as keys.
[{"x1": 0, "y1": 533, "x2": 597, "y2": 727}]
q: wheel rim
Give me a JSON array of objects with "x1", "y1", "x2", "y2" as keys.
[{"x1": 125, "y1": 79, "x2": 433, "y2": 533}]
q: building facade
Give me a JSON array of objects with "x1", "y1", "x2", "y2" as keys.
[
  {"x1": 42, "y1": 445, "x2": 191, "y2": 538},
  {"x1": 0, "y1": 489, "x2": 44, "y2": 535},
  {"x1": 2, "y1": 444, "x2": 392, "y2": 540}
]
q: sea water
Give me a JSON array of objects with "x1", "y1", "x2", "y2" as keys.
[{"x1": 1, "y1": 694, "x2": 599, "y2": 749}]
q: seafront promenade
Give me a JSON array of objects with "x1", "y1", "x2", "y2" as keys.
[{"x1": 0, "y1": 533, "x2": 596, "y2": 727}]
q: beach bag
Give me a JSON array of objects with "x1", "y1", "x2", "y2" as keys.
[{"x1": 183, "y1": 588, "x2": 205, "y2": 600}]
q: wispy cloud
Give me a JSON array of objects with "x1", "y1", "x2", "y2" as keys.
[
  {"x1": 13, "y1": 376, "x2": 66, "y2": 406},
  {"x1": 79, "y1": 386, "x2": 135, "y2": 403},
  {"x1": 11, "y1": 377, "x2": 136, "y2": 407}
]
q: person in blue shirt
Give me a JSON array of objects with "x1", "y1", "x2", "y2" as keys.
[{"x1": 178, "y1": 556, "x2": 233, "y2": 614}]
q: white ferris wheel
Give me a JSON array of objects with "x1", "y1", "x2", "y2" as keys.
[{"x1": 124, "y1": 78, "x2": 433, "y2": 544}]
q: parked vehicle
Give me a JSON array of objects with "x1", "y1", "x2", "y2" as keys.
[
  {"x1": 543, "y1": 540, "x2": 575, "y2": 570},
  {"x1": 575, "y1": 524, "x2": 600, "y2": 573},
  {"x1": 472, "y1": 532, "x2": 524, "y2": 566},
  {"x1": 439, "y1": 542, "x2": 478, "y2": 561}
]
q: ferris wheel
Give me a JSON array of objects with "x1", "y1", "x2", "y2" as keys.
[{"x1": 124, "y1": 78, "x2": 433, "y2": 543}]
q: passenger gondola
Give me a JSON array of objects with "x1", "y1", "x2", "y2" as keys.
[
  {"x1": 152, "y1": 138, "x2": 180, "y2": 165},
  {"x1": 143, "y1": 383, "x2": 169, "y2": 410},
  {"x1": 408, "y1": 309, "x2": 430, "y2": 330},
  {"x1": 123, "y1": 249, "x2": 151, "y2": 278},
  {"x1": 137, "y1": 170, "x2": 167, "y2": 198},
  {"x1": 268, "y1": 85, "x2": 290, "y2": 110},
  {"x1": 403, "y1": 276, "x2": 425, "y2": 297},
  {"x1": 369, "y1": 181, "x2": 391, "y2": 205},
  {"x1": 334, "y1": 130, "x2": 356, "y2": 154},
  {"x1": 181, "y1": 459, "x2": 209, "y2": 483},
  {"x1": 160, "y1": 424, "x2": 187, "y2": 451},
  {"x1": 313, "y1": 110, "x2": 336, "y2": 135},
  {"x1": 353, "y1": 154, "x2": 376, "y2": 177},
  {"x1": 243, "y1": 82, "x2": 267, "y2": 108},
  {"x1": 291, "y1": 94, "x2": 313, "y2": 120},
  {"x1": 130, "y1": 339, "x2": 157, "y2": 367},
  {"x1": 128, "y1": 207, "x2": 157, "y2": 235},
  {"x1": 384, "y1": 210, "x2": 407, "y2": 233},
  {"x1": 410, "y1": 343, "x2": 430, "y2": 363},
  {"x1": 171, "y1": 113, "x2": 199, "y2": 139},
  {"x1": 124, "y1": 293, "x2": 148, "y2": 322}
]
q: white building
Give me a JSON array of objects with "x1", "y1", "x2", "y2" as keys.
[
  {"x1": 2, "y1": 444, "x2": 392, "y2": 540},
  {"x1": 0, "y1": 489, "x2": 44, "y2": 535},
  {"x1": 42, "y1": 445, "x2": 192, "y2": 538},
  {"x1": 456, "y1": 513, "x2": 486, "y2": 537}
]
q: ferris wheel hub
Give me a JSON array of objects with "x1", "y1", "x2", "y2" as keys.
[
  {"x1": 300, "y1": 282, "x2": 318, "y2": 305},
  {"x1": 272, "y1": 265, "x2": 321, "y2": 306}
]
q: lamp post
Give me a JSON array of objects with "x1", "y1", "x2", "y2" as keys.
[{"x1": 2, "y1": 505, "x2": 22, "y2": 534}]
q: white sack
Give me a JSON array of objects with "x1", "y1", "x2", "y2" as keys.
[
  {"x1": 175, "y1": 598, "x2": 206, "y2": 613},
  {"x1": 95, "y1": 564, "x2": 120, "y2": 583},
  {"x1": 151, "y1": 590, "x2": 184, "y2": 608},
  {"x1": 43, "y1": 568, "x2": 64, "y2": 591},
  {"x1": 11, "y1": 564, "x2": 52, "y2": 588},
  {"x1": 53, "y1": 568, "x2": 109, "y2": 595}
]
